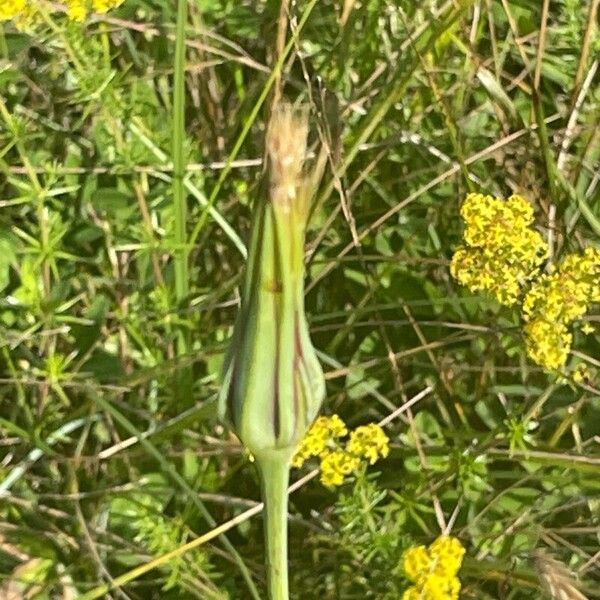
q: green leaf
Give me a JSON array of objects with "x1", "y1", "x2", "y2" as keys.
[
  {"x1": 91, "y1": 188, "x2": 135, "y2": 217},
  {"x1": 476, "y1": 67, "x2": 518, "y2": 122},
  {"x1": 0, "y1": 228, "x2": 17, "y2": 292}
]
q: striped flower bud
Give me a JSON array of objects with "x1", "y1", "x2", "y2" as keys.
[{"x1": 219, "y1": 104, "x2": 325, "y2": 459}]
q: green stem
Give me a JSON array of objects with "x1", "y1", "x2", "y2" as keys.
[
  {"x1": 256, "y1": 452, "x2": 292, "y2": 600},
  {"x1": 531, "y1": 88, "x2": 558, "y2": 204},
  {"x1": 0, "y1": 25, "x2": 7, "y2": 58},
  {"x1": 173, "y1": 0, "x2": 191, "y2": 394}
]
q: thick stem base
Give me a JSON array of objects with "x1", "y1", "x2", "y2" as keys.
[{"x1": 256, "y1": 452, "x2": 292, "y2": 600}]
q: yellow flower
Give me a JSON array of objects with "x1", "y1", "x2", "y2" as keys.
[
  {"x1": 92, "y1": 0, "x2": 123, "y2": 13},
  {"x1": 0, "y1": 0, "x2": 124, "y2": 24},
  {"x1": 402, "y1": 536, "x2": 465, "y2": 600},
  {"x1": 346, "y1": 423, "x2": 390, "y2": 465},
  {"x1": 0, "y1": 0, "x2": 26, "y2": 20},
  {"x1": 404, "y1": 545, "x2": 431, "y2": 582},
  {"x1": 451, "y1": 193, "x2": 548, "y2": 306},
  {"x1": 453, "y1": 192, "x2": 599, "y2": 371},
  {"x1": 402, "y1": 586, "x2": 422, "y2": 600},
  {"x1": 572, "y1": 364, "x2": 590, "y2": 384},
  {"x1": 421, "y1": 574, "x2": 461, "y2": 600},
  {"x1": 581, "y1": 322, "x2": 595, "y2": 335},
  {"x1": 66, "y1": 0, "x2": 87, "y2": 21},
  {"x1": 429, "y1": 536, "x2": 466, "y2": 578},
  {"x1": 0, "y1": 0, "x2": 41, "y2": 29},
  {"x1": 291, "y1": 414, "x2": 348, "y2": 468},
  {"x1": 292, "y1": 416, "x2": 389, "y2": 485},
  {"x1": 522, "y1": 247, "x2": 600, "y2": 369},
  {"x1": 523, "y1": 320, "x2": 571, "y2": 370},
  {"x1": 320, "y1": 414, "x2": 348, "y2": 438},
  {"x1": 319, "y1": 449, "x2": 360, "y2": 486}
]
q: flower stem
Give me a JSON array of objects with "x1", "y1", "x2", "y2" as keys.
[
  {"x1": 173, "y1": 0, "x2": 191, "y2": 396},
  {"x1": 256, "y1": 451, "x2": 292, "y2": 600}
]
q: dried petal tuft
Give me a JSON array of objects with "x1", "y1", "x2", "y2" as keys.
[{"x1": 266, "y1": 104, "x2": 309, "y2": 209}]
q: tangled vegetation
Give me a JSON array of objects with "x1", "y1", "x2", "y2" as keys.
[{"x1": 0, "y1": 0, "x2": 599, "y2": 599}]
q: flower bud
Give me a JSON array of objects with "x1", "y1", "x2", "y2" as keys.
[{"x1": 219, "y1": 104, "x2": 325, "y2": 458}]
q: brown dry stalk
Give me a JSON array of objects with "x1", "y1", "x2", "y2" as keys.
[{"x1": 533, "y1": 551, "x2": 589, "y2": 600}]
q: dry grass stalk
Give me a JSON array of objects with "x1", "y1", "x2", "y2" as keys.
[{"x1": 533, "y1": 550, "x2": 589, "y2": 600}]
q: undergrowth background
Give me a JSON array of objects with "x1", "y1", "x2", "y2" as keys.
[{"x1": 1, "y1": 0, "x2": 599, "y2": 598}]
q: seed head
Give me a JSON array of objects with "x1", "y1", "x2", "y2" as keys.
[{"x1": 266, "y1": 104, "x2": 309, "y2": 212}]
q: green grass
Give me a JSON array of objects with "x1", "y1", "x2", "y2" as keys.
[{"x1": 1, "y1": 0, "x2": 599, "y2": 599}]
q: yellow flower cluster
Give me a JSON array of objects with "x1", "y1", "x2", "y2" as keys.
[
  {"x1": 319, "y1": 450, "x2": 361, "y2": 486},
  {"x1": 68, "y1": 0, "x2": 124, "y2": 20},
  {"x1": 402, "y1": 536, "x2": 466, "y2": 600},
  {"x1": 450, "y1": 193, "x2": 548, "y2": 306},
  {"x1": 67, "y1": 0, "x2": 87, "y2": 21},
  {"x1": 292, "y1": 414, "x2": 347, "y2": 467},
  {"x1": 0, "y1": 0, "x2": 37, "y2": 27},
  {"x1": 451, "y1": 192, "x2": 600, "y2": 372},
  {"x1": 0, "y1": 0, "x2": 123, "y2": 26},
  {"x1": 292, "y1": 415, "x2": 390, "y2": 486},
  {"x1": 522, "y1": 247, "x2": 600, "y2": 369},
  {"x1": 91, "y1": 0, "x2": 123, "y2": 13},
  {"x1": 347, "y1": 423, "x2": 391, "y2": 464},
  {"x1": 0, "y1": 0, "x2": 25, "y2": 21}
]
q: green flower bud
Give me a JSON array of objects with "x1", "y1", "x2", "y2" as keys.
[{"x1": 219, "y1": 105, "x2": 325, "y2": 458}]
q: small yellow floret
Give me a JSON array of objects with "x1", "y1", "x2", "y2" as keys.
[
  {"x1": 402, "y1": 536, "x2": 465, "y2": 600},
  {"x1": 319, "y1": 449, "x2": 360, "y2": 486},
  {"x1": 421, "y1": 573, "x2": 461, "y2": 600},
  {"x1": 346, "y1": 423, "x2": 390, "y2": 465},
  {"x1": 404, "y1": 545, "x2": 432, "y2": 582},
  {"x1": 523, "y1": 320, "x2": 571, "y2": 370},
  {"x1": 66, "y1": 0, "x2": 87, "y2": 21},
  {"x1": 0, "y1": 0, "x2": 123, "y2": 24},
  {"x1": 92, "y1": 0, "x2": 124, "y2": 13},
  {"x1": 581, "y1": 322, "x2": 595, "y2": 335},
  {"x1": 291, "y1": 414, "x2": 348, "y2": 468},
  {"x1": 572, "y1": 364, "x2": 591, "y2": 384},
  {"x1": 429, "y1": 536, "x2": 466, "y2": 578},
  {"x1": 402, "y1": 586, "x2": 422, "y2": 600},
  {"x1": 0, "y1": 0, "x2": 41, "y2": 29},
  {"x1": 0, "y1": 0, "x2": 25, "y2": 20}
]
